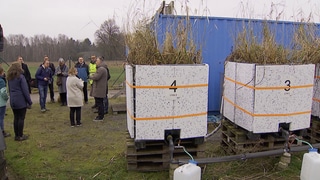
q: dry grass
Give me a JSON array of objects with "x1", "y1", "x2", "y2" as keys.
[
  {"x1": 125, "y1": 7, "x2": 201, "y2": 65},
  {"x1": 228, "y1": 21, "x2": 320, "y2": 65},
  {"x1": 227, "y1": 22, "x2": 289, "y2": 65},
  {"x1": 291, "y1": 23, "x2": 320, "y2": 64}
]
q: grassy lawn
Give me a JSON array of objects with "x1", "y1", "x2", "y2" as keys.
[
  {"x1": 6, "y1": 98, "x2": 124, "y2": 179},
  {"x1": 4, "y1": 97, "x2": 168, "y2": 179},
  {"x1": 2, "y1": 61, "x2": 307, "y2": 179},
  {"x1": 3, "y1": 101, "x2": 305, "y2": 180}
]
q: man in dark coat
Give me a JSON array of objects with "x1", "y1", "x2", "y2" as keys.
[{"x1": 17, "y1": 56, "x2": 31, "y2": 93}]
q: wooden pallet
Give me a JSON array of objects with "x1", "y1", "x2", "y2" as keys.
[
  {"x1": 111, "y1": 104, "x2": 126, "y2": 114},
  {"x1": 221, "y1": 119, "x2": 300, "y2": 154},
  {"x1": 307, "y1": 118, "x2": 320, "y2": 143},
  {"x1": 126, "y1": 133, "x2": 206, "y2": 171}
]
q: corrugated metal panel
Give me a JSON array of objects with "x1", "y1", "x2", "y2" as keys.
[{"x1": 153, "y1": 14, "x2": 320, "y2": 112}]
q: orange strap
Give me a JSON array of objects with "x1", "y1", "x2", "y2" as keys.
[
  {"x1": 127, "y1": 110, "x2": 207, "y2": 121},
  {"x1": 126, "y1": 80, "x2": 208, "y2": 89},
  {"x1": 223, "y1": 96, "x2": 310, "y2": 117},
  {"x1": 313, "y1": 98, "x2": 320, "y2": 103},
  {"x1": 315, "y1": 76, "x2": 320, "y2": 79},
  {"x1": 224, "y1": 76, "x2": 313, "y2": 90}
]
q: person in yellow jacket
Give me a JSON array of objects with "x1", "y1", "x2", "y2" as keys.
[
  {"x1": 88, "y1": 55, "x2": 97, "y2": 85},
  {"x1": 89, "y1": 55, "x2": 97, "y2": 108}
]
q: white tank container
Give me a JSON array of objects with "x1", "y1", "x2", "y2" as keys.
[
  {"x1": 300, "y1": 148, "x2": 320, "y2": 180},
  {"x1": 223, "y1": 62, "x2": 314, "y2": 133},
  {"x1": 126, "y1": 64, "x2": 209, "y2": 140},
  {"x1": 174, "y1": 160, "x2": 201, "y2": 180}
]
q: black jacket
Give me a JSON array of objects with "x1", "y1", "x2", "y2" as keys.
[{"x1": 22, "y1": 63, "x2": 31, "y2": 82}]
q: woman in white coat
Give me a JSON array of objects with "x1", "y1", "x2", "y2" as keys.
[{"x1": 66, "y1": 67, "x2": 84, "y2": 127}]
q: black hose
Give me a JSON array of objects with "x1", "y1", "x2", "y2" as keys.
[{"x1": 176, "y1": 143, "x2": 320, "y2": 165}]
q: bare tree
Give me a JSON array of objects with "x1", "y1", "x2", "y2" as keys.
[
  {"x1": 95, "y1": 19, "x2": 125, "y2": 60},
  {"x1": 1, "y1": 34, "x2": 96, "y2": 63}
]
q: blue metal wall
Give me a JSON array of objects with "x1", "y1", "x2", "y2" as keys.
[{"x1": 153, "y1": 14, "x2": 320, "y2": 112}]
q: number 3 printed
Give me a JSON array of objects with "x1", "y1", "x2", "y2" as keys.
[{"x1": 284, "y1": 80, "x2": 291, "y2": 91}]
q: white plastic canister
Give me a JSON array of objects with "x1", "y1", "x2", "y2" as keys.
[
  {"x1": 174, "y1": 160, "x2": 201, "y2": 180},
  {"x1": 300, "y1": 148, "x2": 320, "y2": 180}
]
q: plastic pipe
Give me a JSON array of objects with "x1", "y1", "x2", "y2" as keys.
[
  {"x1": 176, "y1": 143, "x2": 320, "y2": 165},
  {"x1": 205, "y1": 122, "x2": 222, "y2": 139},
  {"x1": 167, "y1": 135, "x2": 174, "y2": 161}
]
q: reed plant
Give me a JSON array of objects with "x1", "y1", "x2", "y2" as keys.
[
  {"x1": 291, "y1": 23, "x2": 320, "y2": 64},
  {"x1": 228, "y1": 20, "x2": 320, "y2": 65},
  {"x1": 227, "y1": 22, "x2": 289, "y2": 65},
  {"x1": 125, "y1": 11, "x2": 201, "y2": 65}
]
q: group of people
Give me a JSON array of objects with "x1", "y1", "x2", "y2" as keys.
[{"x1": 0, "y1": 55, "x2": 110, "y2": 141}]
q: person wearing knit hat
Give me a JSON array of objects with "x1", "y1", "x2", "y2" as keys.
[{"x1": 0, "y1": 66, "x2": 9, "y2": 137}]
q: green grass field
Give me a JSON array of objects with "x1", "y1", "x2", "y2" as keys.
[{"x1": 2, "y1": 61, "x2": 307, "y2": 179}]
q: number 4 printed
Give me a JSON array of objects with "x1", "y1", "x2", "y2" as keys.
[{"x1": 169, "y1": 80, "x2": 177, "y2": 92}]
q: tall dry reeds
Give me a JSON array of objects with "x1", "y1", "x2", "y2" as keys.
[
  {"x1": 291, "y1": 23, "x2": 320, "y2": 64},
  {"x1": 228, "y1": 22, "x2": 289, "y2": 65},
  {"x1": 126, "y1": 20, "x2": 161, "y2": 65},
  {"x1": 125, "y1": 18, "x2": 201, "y2": 65},
  {"x1": 125, "y1": 1, "x2": 202, "y2": 65},
  {"x1": 228, "y1": 20, "x2": 320, "y2": 65}
]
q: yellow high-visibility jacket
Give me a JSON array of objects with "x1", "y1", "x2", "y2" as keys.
[{"x1": 88, "y1": 62, "x2": 96, "y2": 85}]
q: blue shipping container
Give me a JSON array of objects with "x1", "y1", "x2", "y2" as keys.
[{"x1": 152, "y1": 14, "x2": 320, "y2": 112}]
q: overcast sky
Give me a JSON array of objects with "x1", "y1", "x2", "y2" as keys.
[{"x1": 1, "y1": 0, "x2": 320, "y2": 42}]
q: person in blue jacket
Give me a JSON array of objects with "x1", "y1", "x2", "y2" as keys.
[
  {"x1": 35, "y1": 59, "x2": 52, "y2": 112},
  {"x1": 7, "y1": 62, "x2": 32, "y2": 141},
  {"x1": 74, "y1": 57, "x2": 89, "y2": 104}
]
